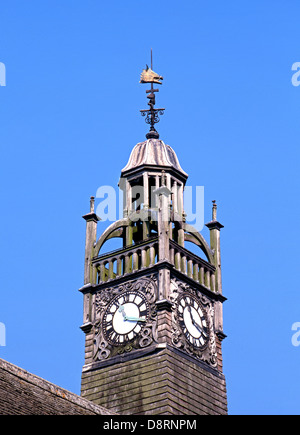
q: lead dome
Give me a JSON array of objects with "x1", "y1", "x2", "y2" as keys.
[{"x1": 121, "y1": 138, "x2": 188, "y2": 178}]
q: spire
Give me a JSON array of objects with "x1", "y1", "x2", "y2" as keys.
[
  {"x1": 206, "y1": 200, "x2": 224, "y2": 231},
  {"x1": 212, "y1": 200, "x2": 217, "y2": 221},
  {"x1": 140, "y1": 49, "x2": 165, "y2": 139},
  {"x1": 90, "y1": 196, "x2": 95, "y2": 213}
]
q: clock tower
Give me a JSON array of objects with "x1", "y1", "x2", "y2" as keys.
[{"x1": 79, "y1": 59, "x2": 228, "y2": 415}]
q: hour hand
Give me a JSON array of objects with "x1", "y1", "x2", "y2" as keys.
[
  {"x1": 188, "y1": 306, "x2": 207, "y2": 336},
  {"x1": 118, "y1": 305, "x2": 127, "y2": 320},
  {"x1": 194, "y1": 322, "x2": 207, "y2": 337}
]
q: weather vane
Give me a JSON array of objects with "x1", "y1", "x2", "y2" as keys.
[{"x1": 140, "y1": 49, "x2": 165, "y2": 139}]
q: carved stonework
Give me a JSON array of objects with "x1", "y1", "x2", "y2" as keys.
[
  {"x1": 92, "y1": 276, "x2": 158, "y2": 361},
  {"x1": 170, "y1": 278, "x2": 218, "y2": 368}
]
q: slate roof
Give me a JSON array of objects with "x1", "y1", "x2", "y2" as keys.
[{"x1": 0, "y1": 358, "x2": 114, "y2": 415}]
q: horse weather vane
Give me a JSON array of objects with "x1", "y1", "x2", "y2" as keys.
[{"x1": 140, "y1": 50, "x2": 165, "y2": 139}]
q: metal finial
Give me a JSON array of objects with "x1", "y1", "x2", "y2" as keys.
[
  {"x1": 212, "y1": 200, "x2": 217, "y2": 221},
  {"x1": 90, "y1": 196, "x2": 95, "y2": 213},
  {"x1": 140, "y1": 50, "x2": 165, "y2": 139}
]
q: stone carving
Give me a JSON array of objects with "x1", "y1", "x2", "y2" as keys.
[
  {"x1": 170, "y1": 278, "x2": 218, "y2": 368},
  {"x1": 139, "y1": 325, "x2": 156, "y2": 348},
  {"x1": 93, "y1": 276, "x2": 158, "y2": 361},
  {"x1": 93, "y1": 335, "x2": 110, "y2": 360}
]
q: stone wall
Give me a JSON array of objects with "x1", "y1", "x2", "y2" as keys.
[{"x1": 81, "y1": 346, "x2": 228, "y2": 415}]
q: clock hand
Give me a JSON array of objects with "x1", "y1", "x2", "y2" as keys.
[
  {"x1": 187, "y1": 305, "x2": 192, "y2": 318},
  {"x1": 194, "y1": 323, "x2": 206, "y2": 335},
  {"x1": 193, "y1": 321, "x2": 208, "y2": 337},
  {"x1": 125, "y1": 316, "x2": 147, "y2": 322},
  {"x1": 187, "y1": 306, "x2": 207, "y2": 336},
  {"x1": 117, "y1": 304, "x2": 146, "y2": 322},
  {"x1": 187, "y1": 305, "x2": 197, "y2": 327},
  {"x1": 118, "y1": 305, "x2": 127, "y2": 320}
]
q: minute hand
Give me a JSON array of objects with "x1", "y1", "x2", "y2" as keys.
[
  {"x1": 125, "y1": 316, "x2": 146, "y2": 322},
  {"x1": 188, "y1": 306, "x2": 207, "y2": 336}
]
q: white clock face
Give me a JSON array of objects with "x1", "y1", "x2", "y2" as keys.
[
  {"x1": 177, "y1": 294, "x2": 209, "y2": 348},
  {"x1": 103, "y1": 291, "x2": 149, "y2": 346}
]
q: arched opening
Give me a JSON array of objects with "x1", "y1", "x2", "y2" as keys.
[
  {"x1": 99, "y1": 237, "x2": 123, "y2": 256},
  {"x1": 184, "y1": 240, "x2": 209, "y2": 262}
]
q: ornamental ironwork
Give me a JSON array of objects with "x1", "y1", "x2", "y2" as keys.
[{"x1": 140, "y1": 49, "x2": 165, "y2": 139}]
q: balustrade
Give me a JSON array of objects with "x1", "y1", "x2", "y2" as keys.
[
  {"x1": 91, "y1": 237, "x2": 215, "y2": 292},
  {"x1": 169, "y1": 240, "x2": 216, "y2": 292},
  {"x1": 91, "y1": 237, "x2": 158, "y2": 284}
]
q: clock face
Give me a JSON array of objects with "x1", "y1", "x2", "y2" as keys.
[
  {"x1": 102, "y1": 291, "x2": 149, "y2": 346},
  {"x1": 177, "y1": 294, "x2": 209, "y2": 349}
]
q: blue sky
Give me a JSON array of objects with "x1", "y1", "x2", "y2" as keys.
[{"x1": 1, "y1": 0, "x2": 300, "y2": 415}]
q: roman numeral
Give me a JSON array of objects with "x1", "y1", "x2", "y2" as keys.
[
  {"x1": 122, "y1": 334, "x2": 130, "y2": 342},
  {"x1": 193, "y1": 338, "x2": 200, "y2": 347},
  {"x1": 109, "y1": 304, "x2": 118, "y2": 314},
  {"x1": 105, "y1": 318, "x2": 113, "y2": 328},
  {"x1": 123, "y1": 293, "x2": 130, "y2": 303},
  {"x1": 114, "y1": 334, "x2": 121, "y2": 344},
  {"x1": 139, "y1": 309, "x2": 147, "y2": 318},
  {"x1": 106, "y1": 327, "x2": 114, "y2": 339}
]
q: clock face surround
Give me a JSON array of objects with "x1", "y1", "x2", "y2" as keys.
[
  {"x1": 177, "y1": 293, "x2": 209, "y2": 349},
  {"x1": 102, "y1": 291, "x2": 149, "y2": 346}
]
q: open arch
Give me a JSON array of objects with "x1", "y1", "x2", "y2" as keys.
[
  {"x1": 93, "y1": 218, "x2": 131, "y2": 257},
  {"x1": 184, "y1": 223, "x2": 214, "y2": 264}
]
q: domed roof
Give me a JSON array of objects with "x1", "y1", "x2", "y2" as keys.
[{"x1": 121, "y1": 139, "x2": 188, "y2": 178}]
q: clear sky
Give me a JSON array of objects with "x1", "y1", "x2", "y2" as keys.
[{"x1": 1, "y1": 0, "x2": 300, "y2": 415}]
